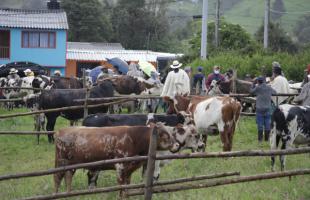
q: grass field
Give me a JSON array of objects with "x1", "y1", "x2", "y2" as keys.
[{"x1": 0, "y1": 108, "x2": 310, "y2": 200}]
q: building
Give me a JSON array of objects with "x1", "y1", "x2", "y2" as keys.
[
  {"x1": 0, "y1": 0, "x2": 68, "y2": 75},
  {"x1": 66, "y1": 42, "x2": 182, "y2": 77}
]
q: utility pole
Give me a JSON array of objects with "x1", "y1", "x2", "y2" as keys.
[
  {"x1": 201, "y1": 0, "x2": 208, "y2": 59},
  {"x1": 215, "y1": 0, "x2": 220, "y2": 48},
  {"x1": 264, "y1": 0, "x2": 270, "y2": 49}
]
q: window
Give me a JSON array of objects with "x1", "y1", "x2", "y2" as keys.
[
  {"x1": 0, "y1": 30, "x2": 10, "y2": 59},
  {"x1": 22, "y1": 31, "x2": 56, "y2": 48}
]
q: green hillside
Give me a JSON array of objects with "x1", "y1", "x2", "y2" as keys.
[{"x1": 221, "y1": 0, "x2": 310, "y2": 35}]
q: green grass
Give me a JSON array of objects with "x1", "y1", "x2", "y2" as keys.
[{"x1": 0, "y1": 108, "x2": 310, "y2": 200}]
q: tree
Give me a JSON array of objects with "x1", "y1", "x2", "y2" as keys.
[
  {"x1": 255, "y1": 22, "x2": 298, "y2": 53},
  {"x1": 62, "y1": 0, "x2": 112, "y2": 42},
  {"x1": 294, "y1": 14, "x2": 310, "y2": 45},
  {"x1": 110, "y1": 0, "x2": 171, "y2": 51},
  {"x1": 188, "y1": 20, "x2": 257, "y2": 57},
  {"x1": 271, "y1": 0, "x2": 286, "y2": 21}
]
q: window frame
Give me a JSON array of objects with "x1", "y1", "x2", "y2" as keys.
[{"x1": 21, "y1": 31, "x2": 56, "y2": 49}]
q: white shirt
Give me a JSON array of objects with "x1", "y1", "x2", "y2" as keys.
[
  {"x1": 271, "y1": 75, "x2": 290, "y2": 105},
  {"x1": 161, "y1": 69, "x2": 190, "y2": 98}
]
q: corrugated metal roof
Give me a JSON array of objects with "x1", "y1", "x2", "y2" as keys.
[
  {"x1": 0, "y1": 8, "x2": 68, "y2": 30},
  {"x1": 66, "y1": 49, "x2": 182, "y2": 62},
  {"x1": 67, "y1": 42, "x2": 124, "y2": 51}
]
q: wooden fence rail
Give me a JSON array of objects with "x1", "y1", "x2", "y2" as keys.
[
  {"x1": 1, "y1": 147, "x2": 310, "y2": 182},
  {"x1": 129, "y1": 169, "x2": 310, "y2": 197},
  {"x1": 0, "y1": 131, "x2": 54, "y2": 135},
  {"x1": 0, "y1": 99, "x2": 129, "y2": 119},
  {"x1": 19, "y1": 171, "x2": 240, "y2": 200}
]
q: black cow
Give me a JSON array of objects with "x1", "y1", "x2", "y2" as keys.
[
  {"x1": 82, "y1": 113, "x2": 185, "y2": 127},
  {"x1": 39, "y1": 80, "x2": 114, "y2": 143},
  {"x1": 271, "y1": 104, "x2": 310, "y2": 171}
]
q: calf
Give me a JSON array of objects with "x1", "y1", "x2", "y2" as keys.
[
  {"x1": 173, "y1": 95, "x2": 241, "y2": 151},
  {"x1": 54, "y1": 123, "x2": 180, "y2": 197},
  {"x1": 271, "y1": 104, "x2": 310, "y2": 171}
]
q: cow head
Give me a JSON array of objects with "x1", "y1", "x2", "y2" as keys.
[
  {"x1": 173, "y1": 95, "x2": 191, "y2": 113},
  {"x1": 172, "y1": 123, "x2": 205, "y2": 152},
  {"x1": 155, "y1": 122, "x2": 180, "y2": 153}
]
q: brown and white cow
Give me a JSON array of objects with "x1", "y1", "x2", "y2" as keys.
[
  {"x1": 54, "y1": 123, "x2": 184, "y2": 196},
  {"x1": 171, "y1": 95, "x2": 241, "y2": 151}
]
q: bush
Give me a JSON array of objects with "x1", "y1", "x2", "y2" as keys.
[{"x1": 188, "y1": 49, "x2": 310, "y2": 81}]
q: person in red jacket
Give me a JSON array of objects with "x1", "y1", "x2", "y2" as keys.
[{"x1": 205, "y1": 65, "x2": 225, "y2": 89}]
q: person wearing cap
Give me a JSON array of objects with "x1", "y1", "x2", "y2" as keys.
[
  {"x1": 193, "y1": 66, "x2": 205, "y2": 95},
  {"x1": 7, "y1": 68, "x2": 20, "y2": 80},
  {"x1": 205, "y1": 65, "x2": 225, "y2": 90},
  {"x1": 54, "y1": 70, "x2": 62, "y2": 77},
  {"x1": 97, "y1": 66, "x2": 110, "y2": 81},
  {"x1": 250, "y1": 76, "x2": 276, "y2": 144},
  {"x1": 127, "y1": 62, "x2": 144, "y2": 78},
  {"x1": 270, "y1": 65, "x2": 290, "y2": 105},
  {"x1": 24, "y1": 69, "x2": 34, "y2": 77},
  {"x1": 161, "y1": 60, "x2": 190, "y2": 99},
  {"x1": 294, "y1": 74, "x2": 310, "y2": 106}
]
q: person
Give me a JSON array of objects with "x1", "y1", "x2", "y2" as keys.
[
  {"x1": 97, "y1": 66, "x2": 109, "y2": 79},
  {"x1": 127, "y1": 62, "x2": 144, "y2": 78},
  {"x1": 205, "y1": 65, "x2": 225, "y2": 90},
  {"x1": 7, "y1": 68, "x2": 20, "y2": 80},
  {"x1": 301, "y1": 64, "x2": 310, "y2": 87},
  {"x1": 54, "y1": 70, "x2": 62, "y2": 77},
  {"x1": 193, "y1": 66, "x2": 205, "y2": 95},
  {"x1": 294, "y1": 74, "x2": 310, "y2": 106},
  {"x1": 250, "y1": 76, "x2": 276, "y2": 144},
  {"x1": 161, "y1": 60, "x2": 190, "y2": 98},
  {"x1": 270, "y1": 65, "x2": 290, "y2": 105},
  {"x1": 24, "y1": 69, "x2": 34, "y2": 77}
]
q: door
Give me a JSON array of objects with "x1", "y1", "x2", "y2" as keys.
[
  {"x1": 76, "y1": 62, "x2": 100, "y2": 77},
  {"x1": 0, "y1": 30, "x2": 10, "y2": 59}
]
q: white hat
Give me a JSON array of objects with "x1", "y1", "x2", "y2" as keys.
[
  {"x1": 24, "y1": 69, "x2": 32, "y2": 73},
  {"x1": 170, "y1": 60, "x2": 182, "y2": 69},
  {"x1": 9, "y1": 68, "x2": 18, "y2": 74},
  {"x1": 54, "y1": 70, "x2": 61, "y2": 75}
]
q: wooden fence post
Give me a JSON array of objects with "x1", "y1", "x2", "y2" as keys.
[
  {"x1": 82, "y1": 69, "x2": 89, "y2": 119},
  {"x1": 232, "y1": 69, "x2": 237, "y2": 93},
  {"x1": 144, "y1": 126, "x2": 158, "y2": 200}
]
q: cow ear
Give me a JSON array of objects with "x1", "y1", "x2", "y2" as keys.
[{"x1": 158, "y1": 130, "x2": 169, "y2": 139}]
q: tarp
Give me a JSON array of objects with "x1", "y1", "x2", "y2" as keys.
[
  {"x1": 138, "y1": 60, "x2": 156, "y2": 77},
  {"x1": 89, "y1": 66, "x2": 103, "y2": 83},
  {"x1": 107, "y1": 58, "x2": 129, "y2": 75},
  {"x1": 0, "y1": 61, "x2": 47, "y2": 77}
]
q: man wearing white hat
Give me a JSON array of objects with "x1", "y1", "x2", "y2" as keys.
[
  {"x1": 24, "y1": 69, "x2": 34, "y2": 77},
  {"x1": 161, "y1": 60, "x2": 190, "y2": 99},
  {"x1": 7, "y1": 68, "x2": 20, "y2": 80}
]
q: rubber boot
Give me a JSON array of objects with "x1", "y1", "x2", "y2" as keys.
[
  {"x1": 264, "y1": 130, "x2": 270, "y2": 141},
  {"x1": 258, "y1": 130, "x2": 263, "y2": 143}
]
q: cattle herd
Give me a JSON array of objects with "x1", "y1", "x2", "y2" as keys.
[{"x1": 0, "y1": 73, "x2": 310, "y2": 197}]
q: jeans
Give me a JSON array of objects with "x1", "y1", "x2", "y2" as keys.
[{"x1": 256, "y1": 110, "x2": 271, "y2": 132}]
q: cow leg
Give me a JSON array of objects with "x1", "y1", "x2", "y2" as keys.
[
  {"x1": 271, "y1": 130, "x2": 281, "y2": 171},
  {"x1": 280, "y1": 139, "x2": 288, "y2": 171},
  {"x1": 54, "y1": 172, "x2": 65, "y2": 193},
  {"x1": 220, "y1": 129, "x2": 230, "y2": 151},
  {"x1": 46, "y1": 114, "x2": 57, "y2": 143},
  {"x1": 153, "y1": 160, "x2": 161, "y2": 181},
  {"x1": 87, "y1": 170, "x2": 100, "y2": 189},
  {"x1": 64, "y1": 170, "x2": 74, "y2": 192}
]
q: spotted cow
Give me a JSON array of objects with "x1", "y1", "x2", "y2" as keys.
[
  {"x1": 54, "y1": 123, "x2": 182, "y2": 197},
  {"x1": 171, "y1": 95, "x2": 241, "y2": 151},
  {"x1": 271, "y1": 104, "x2": 310, "y2": 171}
]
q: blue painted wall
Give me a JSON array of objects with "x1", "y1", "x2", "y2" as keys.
[{"x1": 0, "y1": 28, "x2": 67, "y2": 74}]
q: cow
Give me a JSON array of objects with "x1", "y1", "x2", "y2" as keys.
[
  {"x1": 54, "y1": 123, "x2": 183, "y2": 197},
  {"x1": 82, "y1": 113, "x2": 204, "y2": 185},
  {"x1": 271, "y1": 104, "x2": 310, "y2": 171},
  {"x1": 171, "y1": 95, "x2": 241, "y2": 151},
  {"x1": 35, "y1": 80, "x2": 114, "y2": 143}
]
